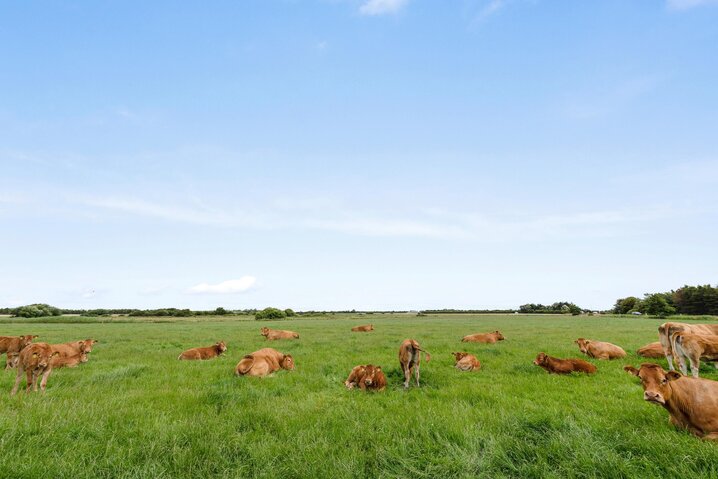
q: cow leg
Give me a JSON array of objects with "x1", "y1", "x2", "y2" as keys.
[
  {"x1": 415, "y1": 363, "x2": 420, "y2": 387},
  {"x1": 702, "y1": 433, "x2": 718, "y2": 442},
  {"x1": 689, "y1": 358, "x2": 700, "y2": 379},
  {"x1": 32, "y1": 371, "x2": 40, "y2": 392},
  {"x1": 10, "y1": 367, "x2": 24, "y2": 396},
  {"x1": 40, "y1": 369, "x2": 52, "y2": 392},
  {"x1": 26, "y1": 369, "x2": 34, "y2": 393},
  {"x1": 665, "y1": 353, "x2": 676, "y2": 372},
  {"x1": 403, "y1": 366, "x2": 410, "y2": 389}
]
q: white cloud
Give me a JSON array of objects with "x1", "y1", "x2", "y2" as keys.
[
  {"x1": 187, "y1": 277, "x2": 257, "y2": 295},
  {"x1": 667, "y1": 0, "x2": 718, "y2": 10},
  {"x1": 475, "y1": 0, "x2": 508, "y2": 22},
  {"x1": 359, "y1": 0, "x2": 409, "y2": 16}
]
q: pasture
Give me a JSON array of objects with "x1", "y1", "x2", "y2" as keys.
[{"x1": 1, "y1": 314, "x2": 718, "y2": 478}]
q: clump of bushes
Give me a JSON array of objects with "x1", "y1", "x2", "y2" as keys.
[
  {"x1": 254, "y1": 307, "x2": 297, "y2": 320},
  {"x1": 12, "y1": 304, "x2": 62, "y2": 318}
]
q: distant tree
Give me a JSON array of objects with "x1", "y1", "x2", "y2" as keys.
[
  {"x1": 214, "y1": 307, "x2": 229, "y2": 315},
  {"x1": 613, "y1": 297, "x2": 641, "y2": 315},
  {"x1": 284, "y1": 308, "x2": 296, "y2": 317},
  {"x1": 255, "y1": 307, "x2": 287, "y2": 320},
  {"x1": 642, "y1": 293, "x2": 676, "y2": 318},
  {"x1": 12, "y1": 304, "x2": 62, "y2": 318}
]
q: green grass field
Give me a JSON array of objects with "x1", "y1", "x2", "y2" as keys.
[{"x1": 2, "y1": 314, "x2": 717, "y2": 478}]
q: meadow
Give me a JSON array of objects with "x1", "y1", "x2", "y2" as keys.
[{"x1": 2, "y1": 313, "x2": 718, "y2": 479}]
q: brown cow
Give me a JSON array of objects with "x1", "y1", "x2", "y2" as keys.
[
  {"x1": 659, "y1": 322, "x2": 718, "y2": 371},
  {"x1": 10, "y1": 343, "x2": 59, "y2": 395},
  {"x1": 624, "y1": 363, "x2": 718, "y2": 441},
  {"x1": 637, "y1": 342, "x2": 665, "y2": 359},
  {"x1": 461, "y1": 331, "x2": 505, "y2": 343},
  {"x1": 235, "y1": 348, "x2": 295, "y2": 377},
  {"x1": 49, "y1": 339, "x2": 98, "y2": 368},
  {"x1": 672, "y1": 332, "x2": 718, "y2": 378},
  {"x1": 351, "y1": 324, "x2": 374, "y2": 332},
  {"x1": 452, "y1": 352, "x2": 481, "y2": 372},
  {"x1": 1, "y1": 335, "x2": 38, "y2": 369},
  {"x1": 344, "y1": 364, "x2": 386, "y2": 391},
  {"x1": 399, "y1": 339, "x2": 431, "y2": 389},
  {"x1": 574, "y1": 338, "x2": 626, "y2": 360},
  {"x1": 260, "y1": 327, "x2": 299, "y2": 340},
  {"x1": 533, "y1": 352, "x2": 596, "y2": 375},
  {"x1": 51, "y1": 345, "x2": 89, "y2": 369},
  {"x1": 178, "y1": 341, "x2": 227, "y2": 360}
]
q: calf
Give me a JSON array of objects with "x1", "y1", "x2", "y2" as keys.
[
  {"x1": 659, "y1": 322, "x2": 718, "y2": 371},
  {"x1": 461, "y1": 331, "x2": 504, "y2": 343},
  {"x1": 1, "y1": 335, "x2": 38, "y2": 369},
  {"x1": 637, "y1": 342, "x2": 665, "y2": 359},
  {"x1": 260, "y1": 327, "x2": 299, "y2": 340},
  {"x1": 533, "y1": 352, "x2": 596, "y2": 375},
  {"x1": 351, "y1": 324, "x2": 374, "y2": 332},
  {"x1": 672, "y1": 332, "x2": 718, "y2": 378},
  {"x1": 399, "y1": 339, "x2": 431, "y2": 389},
  {"x1": 452, "y1": 352, "x2": 481, "y2": 372},
  {"x1": 235, "y1": 348, "x2": 295, "y2": 377},
  {"x1": 344, "y1": 364, "x2": 386, "y2": 391},
  {"x1": 49, "y1": 339, "x2": 98, "y2": 368},
  {"x1": 11, "y1": 343, "x2": 59, "y2": 395},
  {"x1": 574, "y1": 338, "x2": 626, "y2": 360},
  {"x1": 624, "y1": 363, "x2": 718, "y2": 441},
  {"x1": 178, "y1": 341, "x2": 227, "y2": 360}
]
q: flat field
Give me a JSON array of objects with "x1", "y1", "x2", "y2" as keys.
[{"x1": 1, "y1": 314, "x2": 717, "y2": 478}]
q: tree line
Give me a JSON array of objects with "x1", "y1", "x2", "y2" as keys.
[{"x1": 613, "y1": 284, "x2": 718, "y2": 318}]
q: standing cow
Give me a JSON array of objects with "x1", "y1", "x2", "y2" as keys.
[
  {"x1": 659, "y1": 322, "x2": 718, "y2": 371},
  {"x1": 672, "y1": 332, "x2": 718, "y2": 378},
  {"x1": 1, "y1": 335, "x2": 38, "y2": 369},
  {"x1": 11, "y1": 343, "x2": 59, "y2": 395},
  {"x1": 399, "y1": 339, "x2": 431, "y2": 389}
]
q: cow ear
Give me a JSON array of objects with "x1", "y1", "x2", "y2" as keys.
[
  {"x1": 623, "y1": 366, "x2": 639, "y2": 376},
  {"x1": 585, "y1": 340, "x2": 591, "y2": 344},
  {"x1": 51, "y1": 351, "x2": 60, "y2": 357},
  {"x1": 666, "y1": 371, "x2": 682, "y2": 381},
  {"x1": 32, "y1": 353, "x2": 38, "y2": 359}
]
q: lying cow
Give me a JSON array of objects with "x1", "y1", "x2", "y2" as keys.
[
  {"x1": 574, "y1": 338, "x2": 626, "y2": 360},
  {"x1": 672, "y1": 332, "x2": 718, "y2": 378},
  {"x1": 461, "y1": 331, "x2": 504, "y2": 343},
  {"x1": 452, "y1": 352, "x2": 481, "y2": 372},
  {"x1": 11, "y1": 343, "x2": 60, "y2": 395},
  {"x1": 1, "y1": 335, "x2": 38, "y2": 369},
  {"x1": 344, "y1": 364, "x2": 386, "y2": 391},
  {"x1": 533, "y1": 352, "x2": 596, "y2": 375},
  {"x1": 235, "y1": 348, "x2": 295, "y2": 377},
  {"x1": 624, "y1": 363, "x2": 718, "y2": 441},
  {"x1": 399, "y1": 339, "x2": 431, "y2": 389},
  {"x1": 49, "y1": 339, "x2": 97, "y2": 368},
  {"x1": 260, "y1": 327, "x2": 299, "y2": 340},
  {"x1": 637, "y1": 342, "x2": 665, "y2": 359},
  {"x1": 351, "y1": 324, "x2": 374, "y2": 332},
  {"x1": 178, "y1": 341, "x2": 227, "y2": 360},
  {"x1": 659, "y1": 322, "x2": 718, "y2": 371}
]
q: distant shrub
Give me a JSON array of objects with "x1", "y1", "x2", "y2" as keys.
[
  {"x1": 12, "y1": 304, "x2": 62, "y2": 318},
  {"x1": 255, "y1": 307, "x2": 287, "y2": 320},
  {"x1": 284, "y1": 308, "x2": 296, "y2": 317}
]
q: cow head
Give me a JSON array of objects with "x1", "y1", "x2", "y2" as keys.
[
  {"x1": 624, "y1": 363, "x2": 682, "y2": 405},
  {"x1": 344, "y1": 365, "x2": 366, "y2": 389},
  {"x1": 31, "y1": 350, "x2": 60, "y2": 370},
  {"x1": 533, "y1": 352, "x2": 548, "y2": 366},
  {"x1": 363, "y1": 365, "x2": 383, "y2": 387},
  {"x1": 20, "y1": 335, "x2": 38, "y2": 348},
  {"x1": 575, "y1": 338, "x2": 590, "y2": 354},
  {"x1": 280, "y1": 354, "x2": 295, "y2": 370},
  {"x1": 494, "y1": 331, "x2": 505, "y2": 341},
  {"x1": 452, "y1": 352, "x2": 469, "y2": 362},
  {"x1": 216, "y1": 341, "x2": 227, "y2": 353},
  {"x1": 369, "y1": 324, "x2": 374, "y2": 330},
  {"x1": 260, "y1": 327, "x2": 270, "y2": 337}
]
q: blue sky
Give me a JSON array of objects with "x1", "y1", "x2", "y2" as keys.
[{"x1": 1, "y1": 0, "x2": 717, "y2": 311}]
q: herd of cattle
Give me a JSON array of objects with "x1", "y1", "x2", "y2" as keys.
[{"x1": 2, "y1": 320, "x2": 718, "y2": 440}]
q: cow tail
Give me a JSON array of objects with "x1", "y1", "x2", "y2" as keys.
[{"x1": 417, "y1": 348, "x2": 431, "y2": 363}]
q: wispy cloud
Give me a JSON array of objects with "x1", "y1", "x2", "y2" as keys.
[
  {"x1": 359, "y1": 0, "x2": 409, "y2": 16},
  {"x1": 474, "y1": 0, "x2": 509, "y2": 22},
  {"x1": 187, "y1": 277, "x2": 257, "y2": 295},
  {"x1": 667, "y1": 0, "x2": 718, "y2": 10}
]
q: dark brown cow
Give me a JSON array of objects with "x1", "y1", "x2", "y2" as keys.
[
  {"x1": 625, "y1": 363, "x2": 718, "y2": 441},
  {"x1": 533, "y1": 352, "x2": 596, "y2": 375},
  {"x1": 178, "y1": 341, "x2": 227, "y2": 360},
  {"x1": 1, "y1": 335, "x2": 38, "y2": 369},
  {"x1": 344, "y1": 364, "x2": 386, "y2": 391},
  {"x1": 11, "y1": 343, "x2": 59, "y2": 395},
  {"x1": 452, "y1": 352, "x2": 481, "y2": 372},
  {"x1": 672, "y1": 332, "x2": 718, "y2": 378},
  {"x1": 574, "y1": 338, "x2": 626, "y2": 360},
  {"x1": 461, "y1": 331, "x2": 504, "y2": 343},
  {"x1": 659, "y1": 322, "x2": 718, "y2": 371},
  {"x1": 351, "y1": 324, "x2": 374, "y2": 332},
  {"x1": 235, "y1": 348, "x2": 295, "y2": 377},
  {"x1": 260, "y1": 327, "x2": 299, "y2": 340},
  {"x1": 637, "y1": 342, "x2": 665, "y2": 359},
  {"x1": 399, "y1": 339, "x2": 431, "y2": 389}
]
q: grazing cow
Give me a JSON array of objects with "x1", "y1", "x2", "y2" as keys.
[
  {"x1": 624, "y1": 363, "x2": 718, "y2": 441},
  {"x1": 398, "y1": 339, "x2": 431, "y2": 389},
  {"x1": 344, "y1": 364, "x2": 386, "y2": 391},
  {"x1": 1, "y1": 335, "x2": 38, "y2": 369},
  {"x1": 235, "y1": 348, "x2": 295, "y2": 377},
  {"x1": 533, "y1": 352, "x2": 596, "y2": 375},
  {"x1": 574, "y1": 338, "x2": 626, "y2": 360},
  {"x1": 11, "y1": 343, "x2": 59, "y2": 395},
  {"x1": 461, "y1": 331, "x2": 505, "y2": 343},
  {"x1": 49, "y1": 339, "x2": 98, "y2": 368},
  {"x1": 260, "y1": 327, "x2": 299, "y2": 340},
  {"x1": 658, "y1": 322, "x2": 718, "y2": 371},
  {"x1": 672, "y1": 332, "x2": 718, "y2": 378},
  {"x1": 452, "y1": 352, "x2": 481, "y2": 372},
  {"x1": 178, "y1": 341, "x2": 227, "y2": 360},
  {"x1": 351, "y1": 324, "x2": 374, "y2": 332},
  {"x1": 637, "y1": 342, "x2": 665, "y2": 359}
]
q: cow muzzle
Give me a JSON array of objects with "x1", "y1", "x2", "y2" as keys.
[{"x1": 644, "y1": 391, "x2": 665, "y2": 405}]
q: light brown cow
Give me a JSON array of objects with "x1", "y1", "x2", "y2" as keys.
[
  {"x1": 260, "y1": 327, "x2": 299, "y2": 340},
  {"x1": 533, "y1": 352, "x2": 596, "y2": 375},
  {"x1": 49, "y1": 339, "x2": 98, "y2": 368},
  {"x1": 461, "y1": 331, "x2": 505, "y2": 343},
  {"x1": 637, "y1": 342, "x2": 665, "y2": 359},
  {"x1": 51, "y1": 345, "x2": 89, "y2": 369},
  {"x1": 178, "y1": 341, "x2": 227, "y2": 360},
  {"x1": 672, "y1": 332, "x2": 718, "y2": 378},
  {"x1": 235, "y1": 348, "x2": 295, "y2": 377},
  {"x1": 1, "y1": 335, "x2": 38, "y2": 369},
  {"x1": 659, "y1": 322, "x2": 718, "y2": 371},
  {"x1": 399, "y1": 339, "x2": 431, "y2": 389},
  {"x1": 452, "y1": 352, "x2": 481, "y2": 372},
  {"x1": 574, "y1": 338, "x2": 626, "y2": 360},
  {"x1": 351, "y1": 324, "x2": 374, "y2": 332},
  {"x1": 11, "y1": 343, "x2": 59, "y2": 395},
  {"x1": 624, "y1": 363, "x2": 718, "y2": 441},
  {"x1": 344, "y1": 364, "x2": 386, "y2": 391}
]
